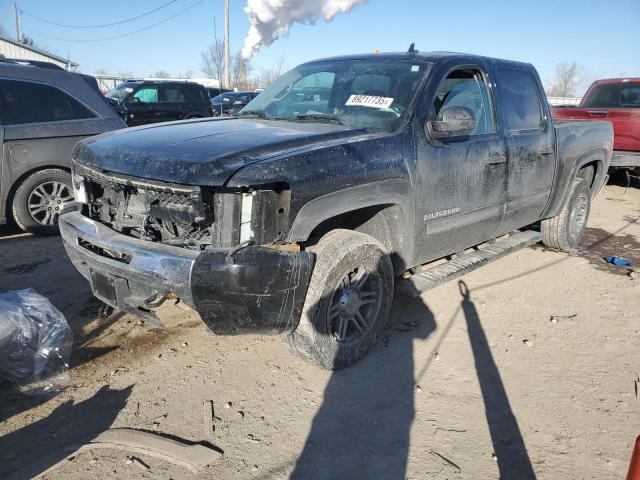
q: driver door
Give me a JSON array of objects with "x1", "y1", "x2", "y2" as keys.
[
  {"x1": 125, "y1": 85, "x2": 160, "y2": 125},
  {"x1": 413, "y1": 63, "x2": 508, "y2": 263}
]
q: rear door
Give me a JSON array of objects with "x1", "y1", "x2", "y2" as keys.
[
  {"x1": 158, "y1": 85, "x2": 184, "y2": 122},
  {"x1": 413, "y1": 61, "x2": 508, "y2": 263},
  {"x1": 494, "y1": 66, "x2": 555, "y2": 233}
]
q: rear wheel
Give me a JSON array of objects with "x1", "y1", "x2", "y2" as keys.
[
  {"x1": 11, "y1": 168, "x2": 73, "y2": 235},
  {"x1": 541, "y1": 178, "x2": 591, "y2": 251},
  {"x1": 285, "y1": 229, "x2": 394, "y2": 369}
]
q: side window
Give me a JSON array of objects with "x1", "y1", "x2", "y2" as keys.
[
  {"x1": 621, "y1": 84, "x2": 640, "y2": 107},
  {"x1": 236, "y1": 94, "x2": 251, "y2": 105},
  {"x1": 0, "y1": 79, "x2": 95, "y2": 125},
  {"x1": 132, "y1": 86, "x2": 158, "y2": 103},
  {"x1": 160, "y1": 86, "x2": 183, "y2": 102},
  {"x1": 182, "y1": 86, "x2": 207, "y2": 101},
  {"x1": 433, "y1": 68, "x2": 496, "y2": 136},
  {"x1": 498, "y1": 68, "x2": 544, "y2": 131}
]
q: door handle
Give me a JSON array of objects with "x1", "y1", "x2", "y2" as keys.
[
  {"x1": 587, "y1": 110, "x2": 608, "y2": 118},
  {"x1": 486, "y1": 152, "x2": 507, "y2": 165},
  {"x1": 540, "y1": 147, "x2": 554, "y2": 155}
]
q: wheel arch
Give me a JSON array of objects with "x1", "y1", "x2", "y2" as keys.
[
  {"x1": 287, "y1": 179, "x2": 415, "y2": 274},
  {"x1": 542, "y1": 147, "x2": 608, "y2": 219}
]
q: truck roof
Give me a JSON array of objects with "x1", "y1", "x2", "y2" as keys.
[
  {"x1": 589, "y1": 78, "x2": 640, "y2": 84},
  {"x1": 306, "y1": 50, "x2": 535, "y2": 70}
]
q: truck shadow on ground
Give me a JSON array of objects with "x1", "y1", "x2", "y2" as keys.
[
  {"x1": 0, "y1": 385, "x2": 132, "y2": 479},
  {"x1": 291, "y1": 281, "x2": 536, "y2": 479},
  {"x1": 576, "y1": 227, "x2": 639, "y2": 276}
]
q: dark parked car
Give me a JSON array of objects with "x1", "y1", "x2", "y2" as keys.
[
  {"x1": 210, "y1": 91, "x2": 260, "y2": 116},
  {"x1": 105, "y1": 81, "x2": 212, "y2": 126},
  {"x1": 205, "y1": 86, "x2": 232, "y2": 100},
  {"x1": 0, "y1": 59, "x2": 125, "y2": 234},
  {"x1": 60, "y1": 50, "x2": 612, "y2": 368}
]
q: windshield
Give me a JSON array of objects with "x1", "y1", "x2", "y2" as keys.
[
  {"x1": 105, "y1": 83, "x2": 137, "y2": 101},
  {"x1": 239, "y1": 59, "x2": 429, "y2": 131}
]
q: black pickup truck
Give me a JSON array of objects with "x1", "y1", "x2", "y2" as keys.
[{"x1": 60, "y1": 50, "x2": 613, "y2": 369}]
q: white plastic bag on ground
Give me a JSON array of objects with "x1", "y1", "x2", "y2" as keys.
[{"x1": 0, "y1": 289, "x2": 72, "y2": 397}]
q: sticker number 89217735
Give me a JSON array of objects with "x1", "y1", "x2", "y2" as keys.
[{"x1": 345, "y1": 94, "x2": 394, "y2": 109}]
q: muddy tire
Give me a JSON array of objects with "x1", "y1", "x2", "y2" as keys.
[
  {"x1": 285, "y1": 229, "x2": 394, "y2": 370},
  {"x1": 12, "y1": 168, "x2": 73, "y2": 236},
  {"x1": 541, "y1": 178, "x2": 591, "y2": 252}
]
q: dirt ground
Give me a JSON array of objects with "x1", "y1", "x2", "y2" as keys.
[{"x1": 0, "y1": 183, "x2": 638, "y2": 480}]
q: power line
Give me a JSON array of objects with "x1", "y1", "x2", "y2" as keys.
[
  {"x1": 22, "y1": 0, "x2": 205, "y2": 43},
  {"x1": 19, "y1": 0, "x2": 179, "y2": 29}
]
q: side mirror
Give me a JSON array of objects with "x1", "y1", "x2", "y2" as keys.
[
  {"x1": 428, "y1": 106, "x2": 476, "y2": 138},
  {"x1": 127, "y1": 96, "x2": 140, "y2": 104}
]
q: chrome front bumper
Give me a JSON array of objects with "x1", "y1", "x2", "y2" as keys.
[
  {"x1": 59, "y1": 211, "x2": 199, "y2": 326},
  {"x1": 59, "y1": 211, "x2": 315, "y2": 334}
]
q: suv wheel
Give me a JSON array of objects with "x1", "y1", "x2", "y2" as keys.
[
  {"x1": 541, "y1": 178, "x2": 591, "y2": 251},
  {"x1": 12, "y1": 168, "x2": 73, "y2": 235},
  {"x1": 285, "y1": 229, "x2": 394, "y2": 369}
]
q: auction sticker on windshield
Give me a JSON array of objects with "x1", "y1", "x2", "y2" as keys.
[{"x1": 346, "y1": 94, "x2": 394, "y2": 109}]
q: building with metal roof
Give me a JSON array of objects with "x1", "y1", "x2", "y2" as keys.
[{"x1": 0, "y1": 34, "x2": 78, "y2": 71}]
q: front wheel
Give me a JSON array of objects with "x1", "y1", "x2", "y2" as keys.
[
  {"x1": 541, "y1": 178, "x2": 591, "y2": 251},
  {"x1": 11, "y1": 168, "x2": 73, "y2": 235},
  {"x1": 285, "y1": 229, "x2": 394, "y2": 369}
]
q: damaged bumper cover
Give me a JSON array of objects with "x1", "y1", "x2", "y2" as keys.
[{"x1": 59, "y1": 212, "x2": 314, "y2": 334}]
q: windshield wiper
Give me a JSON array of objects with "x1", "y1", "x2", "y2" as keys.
[{"x1": 294, "y1": 113, "x2": 344, "y2": 125}]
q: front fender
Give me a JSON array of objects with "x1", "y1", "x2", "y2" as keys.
[{"x1": 287, "y1": 178, "x2": 415, "y2": 264}]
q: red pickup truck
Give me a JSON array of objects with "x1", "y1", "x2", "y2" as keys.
[{"x1": 553, "y1": 78, "x2": 640, "y2": 172}]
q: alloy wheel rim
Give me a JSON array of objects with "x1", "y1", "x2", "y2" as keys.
[
  {"x1": 27, "y1": 181, "x2": 73, "y2": 225},
  {"x1": 327, "y1": 267, "x2": 382, "y2": 342}
]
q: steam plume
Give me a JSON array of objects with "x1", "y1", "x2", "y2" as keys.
[{"x1": 242, "y1": 0, "x2": 368, "y2": 58}]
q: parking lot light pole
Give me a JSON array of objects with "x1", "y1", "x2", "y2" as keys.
[
  {"x1": 14, "y1": 3, "x2": 21, "y2": 42},
  {"x1": 224, "y1": 0, "x2": 231, "y2": 89}
]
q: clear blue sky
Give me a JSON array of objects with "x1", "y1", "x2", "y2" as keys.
[{"x1": 1, "y1": 0, "x2": 639, "y2": 95}]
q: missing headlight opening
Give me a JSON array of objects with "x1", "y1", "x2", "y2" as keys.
[
  {"x1": 240, "y1": 192, "x2": 255, "y2": 243},
  {"x1": 73, "y1": 163, "x2": 291, "y2": 251}
]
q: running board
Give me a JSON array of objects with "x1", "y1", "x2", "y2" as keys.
[{"x1": 397, "y1": 230, "x2": 542, "y2": 297}]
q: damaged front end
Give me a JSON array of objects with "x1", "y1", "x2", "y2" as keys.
[{"x1": 61, "y1": 162, "x2": 314, "y2": 334}]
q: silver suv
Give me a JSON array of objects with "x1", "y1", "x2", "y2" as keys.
[{"x1": 0, "y1": 59, "x2": 125, "y2": 234}]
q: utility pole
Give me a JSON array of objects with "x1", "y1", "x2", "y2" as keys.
[
  {"x1": 224, "y1": 0, "x2": 231, "y2": 89},
  {"x1": 14, "y1": 3, "x2": 21, "y2": 42}
]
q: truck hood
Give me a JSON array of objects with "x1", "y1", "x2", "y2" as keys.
[{"x1": 73, "y1": 117, "x2": 364, "y2": 186}]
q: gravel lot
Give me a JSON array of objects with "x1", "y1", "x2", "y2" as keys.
[{"x1": 0, "y1": 183, "x2": 638, "y2": 480}]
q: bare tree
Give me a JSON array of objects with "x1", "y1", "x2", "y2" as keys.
[
  {"x1": 231, "y1": 50, "x2": 254, "y2": 90},
  {"x1": 150, "y1": 70, "x2": 171, "y2": 78},
  {"x1": 256, "y1": 56, "x2": 286, "y2": 89},
  {"x1": 547, "y1": 61, "x2": 580, "y2": 97},
  {"x1": 201, "y1": 40, "x2": 225, "y2": 82}
]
